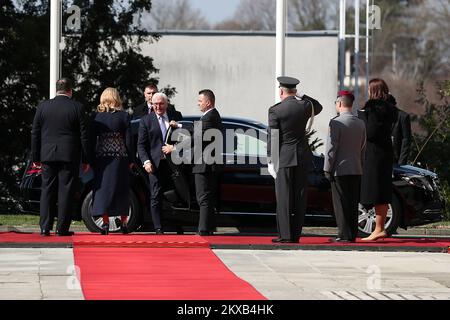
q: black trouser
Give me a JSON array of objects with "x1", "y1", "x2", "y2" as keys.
[
  {"x1": 148, "y1": 160, "x2": 172, "y2": 230},
  {"x1": 275, "y1": 166, "x2": 308, "y2": 241},
  {"x1": 195, "y1": 171, "x2": 219, "y2": 232},
  {"x1": 40, "y1": 162, "x2": 78, "y2": 233},
  {"x1": 331, "y1": 175, "x2": 361, "y2": 241}
]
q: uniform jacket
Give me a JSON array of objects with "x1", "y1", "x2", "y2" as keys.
[
  {"x1": 323, "y1": 111, "x2": 366, "y2": 176},
  {"x1": 267, "y1": 95, "x2": 323, "y2": 169}
]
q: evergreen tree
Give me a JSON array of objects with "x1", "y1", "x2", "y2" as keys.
[{"x1": 0, "y1": 0, "x2": 166, "y2": 211}]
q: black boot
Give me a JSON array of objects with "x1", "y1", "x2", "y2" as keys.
[{"x1": 101, "y1": 223, "x2": 109, "y2": 235}]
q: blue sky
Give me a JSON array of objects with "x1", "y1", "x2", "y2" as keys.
[{"x1": 190, "y1": 0, "x2": 241, "y2": 23}]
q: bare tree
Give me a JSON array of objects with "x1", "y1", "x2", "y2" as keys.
[
  {"x1": 214, "y1": 0, "x2": 336, "y2": 31},
  {"x1": 142, "y1": 0, "x2": 210, "y2": 30},
  {"x1": 288, "y1": 0, "x2": 338, "y2": 31},
  {"x1": 215, "y1": 0, "x2": 276, "y2": 31}
]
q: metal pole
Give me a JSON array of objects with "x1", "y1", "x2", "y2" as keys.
[
  {"x1": 275, "y1": 0, "x2": 286, "y2": 103},
  {"x1": 354, "y1": 0, "x2": 360, "y2": 111},
  {"x1": 50, "y1": 0, "x2": 61, "y2": 99},
  {"x1": 339, "y1": 0, "x2": 346, "y2": 91},
  {"x1": 392, "y1": 43, "x2": 397, "y2": 75},
  {"x1": 365, "y1": 0, "x2": 370, "y2": 102}
]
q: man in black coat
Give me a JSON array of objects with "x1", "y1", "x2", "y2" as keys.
[
  {"x1": 137, "y1": 92, "x2": 183, "y2": 234},
  {"x1": 191, "y1": 89, "x2": 223, "y2": 236},
  {"x1": 133, "y1": 83, "x2": 179, "y2": 119},
  {"x1": 31, "y1": 78, "x2": 89, "y2": 236},
  {"x1": 388, "y1": 95, "x2": 412, "y2": 165},
  {"x1": 268, "y1": 77, "x2": 323, "y2": 243}
]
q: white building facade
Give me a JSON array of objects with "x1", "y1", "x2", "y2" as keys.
[{"x1": 141, "y1": 31, "x2": 339, "y2": 153}]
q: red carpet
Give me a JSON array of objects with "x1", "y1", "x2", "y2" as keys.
[
  {"x1": 73, "y1": 247, "x2": 266, "y2": 300},
  {"x1": 73, "y1": 234, "x2": 209, "y2": 248},
  {"x1": 1, "y1": 232, "x2": 450, "y2": 251},
  {"x1": 0, "y1": 231, "x2": 73, "y2": 243},
  {"x1": 203, "y1": 235, "x2": 450, "y2": 249}
]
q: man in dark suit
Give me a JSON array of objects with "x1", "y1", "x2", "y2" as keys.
[
  {"x1": 31, "y1": 78, "x2": 89, "y2": 236},
  {"x1": 324, "y1": 91, "x2": 366, "y2": 242},
  {"x1": 388, "y1": 94, "x2": 412, "y2": 165},
  {"x1": 191, "y1": 89, "x2": 223, "y2": 236},
  {"x1": 268, "y1": 76, "x2": 323, "y2": 243},
  {"x1": 137, "y1": 92, "x2": 182, "y2": 234},
  {"x1": 133, "y1": 83, "x2": 179, "y2": 119}
]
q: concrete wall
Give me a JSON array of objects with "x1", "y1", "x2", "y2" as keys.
[{"x1": 141, "y1": 31, "x2": 338, "y2": 153}]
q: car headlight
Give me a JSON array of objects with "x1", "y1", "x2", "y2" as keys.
[{"x1": 401, "y1": 175, "x2": 435, "y2": 191}]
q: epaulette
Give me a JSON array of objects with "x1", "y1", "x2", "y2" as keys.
[{"x1": 269, "y1": 101, "x2": 282, "y2": 109}]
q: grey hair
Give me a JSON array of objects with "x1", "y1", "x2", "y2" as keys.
[
  {"x1": 281, "y1": 87, "x2": 297, "y2": 94},
  {"x1": 152, "y1": 92, "x2": 168, "y2": 104}
]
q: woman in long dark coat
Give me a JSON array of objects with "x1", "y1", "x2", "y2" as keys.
[
  {"x1": 358, "y1": 79, "x2": 398, "y2": 241},
  {"x1": 89, "y1": 88, "x2": 133, "y2": 235}
]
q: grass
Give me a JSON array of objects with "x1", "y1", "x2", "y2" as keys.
[
  {"x1": 0, "y1": 214, "x2": 85, "y2": 227},
  {"x1": 1, "y1": 214, "x2": 449, "y2": 229},
  {"x1": 426, "y1": 221, "x2": 450, "y2": 228}
]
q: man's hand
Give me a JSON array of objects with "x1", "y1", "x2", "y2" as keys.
[
  {"x1": 324, "y1": 171, "x2": 333, "y2": 181},
  {"x1": 82, "y1": 163, "x2": 90, "y2": 174},
  {"x1": 169, "y1": 120, "x2": 179, "y2": 128},
  {"x1": 144, "y1": 162, "x2": 154, "y2": 174},
  {"x1": 162, "y1": 143, "x2": 174, "y2": 155}
]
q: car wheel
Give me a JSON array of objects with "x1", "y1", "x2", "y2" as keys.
[
  {"x1": 357, "y1": 194, "x2": 401, "y2": 237},
  {"x1": 81, "y1": 190, "x2": 142, "y2": 233}
]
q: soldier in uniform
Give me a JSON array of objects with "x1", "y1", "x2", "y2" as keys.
[
  {"x1": 323, "y1": 91, "x2": 366, "y2": 242},
  {"x1": 268, "y1": 76, "x2": 323, "y2": 243}
]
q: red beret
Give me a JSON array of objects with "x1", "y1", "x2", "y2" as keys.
[{"x1": 338, "y1": 90, "x2": 355, "y2": 100}]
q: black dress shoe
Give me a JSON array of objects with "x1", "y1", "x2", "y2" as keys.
[
  {"x1": 40, "y1": 230, "x2": 50, "y2": 236},
  {"x1": 56, "y1": 231, "x2": 75, "y2": 236},
  {"x1": 155, "y1": 228, "x2": 164, "y2": 235},
  {"x1": 120, "y1": 225, "x2": 129, "y2": 235},
  {"x1": 331, "y1": 237, "x2": 354, "y2": 243},
  {"x1": 272, "y1": 238, "x2": 298, "y2": 243},
  {"x1": 100, "y1": 224, "x2": 109, "y2": 235},
  {"x1": 198, "y1": 231, "x2": 212, "y2": 236}
]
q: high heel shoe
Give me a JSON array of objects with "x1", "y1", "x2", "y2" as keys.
[
  {"x1": 101, "y1": 223, "x2": 109, "y2": 235},
  {"x1": 361, "y1": 230, "x2": 387, "y2": 241}
]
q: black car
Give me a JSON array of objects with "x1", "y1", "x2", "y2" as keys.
[{"x1": 19, "y1": 116, "x2": 445, "y2": 236}]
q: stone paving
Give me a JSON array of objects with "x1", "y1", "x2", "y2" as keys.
[
  {"x1": 214, "y1": 250, "x2": 450, "y2": 300},
  {"x1": 1, "y1": 247, "x2": 450, "y2": 300},
  {"x1": 0, "y1": 248, "x2": 83, "y2": 300}
]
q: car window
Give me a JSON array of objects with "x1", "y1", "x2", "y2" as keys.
[
  {"x1": 234, "y1": 131, "x2": 267, "y2": 157},
  {"x1": 222, "y1": 122, "x2": 267, "y2": 157}
]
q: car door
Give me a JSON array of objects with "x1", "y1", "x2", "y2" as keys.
[{"x1": 219, "y1": 121, "x2": 276, "y2": 215}]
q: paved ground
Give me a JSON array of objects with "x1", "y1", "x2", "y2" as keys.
[
  {"x1": 214, "y1": 250, "x2": 450, "y2": 300},
  {"x1": 0, "y1": 248, "x2": 83, "y2": 300},
  {"x1": 1, "y1": 247, "x2": 450, "y2": 300}
]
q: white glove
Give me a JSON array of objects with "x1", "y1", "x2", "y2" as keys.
[
  {"x1": 295, "y1": 93, "x2": 304, "y2": 100},
  {"x1": 268, "y1": 163, "x2": 277, "y2": 179}
]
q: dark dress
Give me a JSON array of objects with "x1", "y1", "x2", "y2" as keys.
[
  {"x1": 358, "y1": 99, "x2": 398, "y2": 206},
  {"x1": 89, "y1": 111, "x2": 133, "y2": 217}
]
